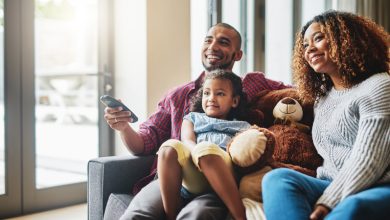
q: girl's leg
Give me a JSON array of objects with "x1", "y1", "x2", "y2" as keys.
[
  {"x1": 193, "y1": 142, "x2": 246, "y2": 220},
  {"x1": 326, "y1": 183, "x2": 390, "y2": 220},
  {"x1": 157, "y1": 146, "x2": 183, "y2": 220},
  {"x1": 199, "y1": 154, "x2": 246, "y2": 220},
  {"x1": 262, "y1": 168, "x2": 330, "y2": 220}
]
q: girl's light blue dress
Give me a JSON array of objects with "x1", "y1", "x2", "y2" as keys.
[{"x1": 183, "y1": 112, "x2": 251, "y2": 150}]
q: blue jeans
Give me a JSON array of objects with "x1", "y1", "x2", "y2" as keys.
[{"x1": 262, "y1": 168, "x2": 390, "y2": 220}]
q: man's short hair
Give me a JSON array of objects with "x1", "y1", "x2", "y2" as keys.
[{"x1": 213, "y1": 23, "x2": 242, "y2": 49}]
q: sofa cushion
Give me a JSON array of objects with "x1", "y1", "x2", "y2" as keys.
[{"x1": 103, "y1": 193, "x2": 133, "y2": 220}]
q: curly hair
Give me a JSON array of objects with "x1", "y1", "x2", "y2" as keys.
[
  {"x1": 293, "y1": 10, "x2": 390, "y2": 103},
  {"x1": 190, "y1": 69, "x2": 248, "y2": 120}
]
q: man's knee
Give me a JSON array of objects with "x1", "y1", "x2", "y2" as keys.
[
  {"x1": 177, "y1": 194, "x2": 227, "y2": 220},
  {"x1": 120, "y1": 180, "x2": 164, "y2": 220}
]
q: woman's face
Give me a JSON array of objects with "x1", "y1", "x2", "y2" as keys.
[{"x1": 303, "y1": 22, "x2": 338, "y2": 75}]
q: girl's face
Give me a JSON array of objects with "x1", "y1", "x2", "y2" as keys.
[
  {"x1": 201, "y1": 78, "x2": 239, "y2": 119},
  {"x1": 303, "y1": 22, "x2": 338, "y2": 76}
]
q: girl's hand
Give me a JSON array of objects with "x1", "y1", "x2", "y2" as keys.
[{"x1": 310, "y1": 204, "x2": 330, "y2": 220}]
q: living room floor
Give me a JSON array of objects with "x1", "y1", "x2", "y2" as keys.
[{"x1": 5, "y1": 203, "x2": 87, "y2": 220}]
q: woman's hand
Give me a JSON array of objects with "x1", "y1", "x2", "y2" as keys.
[{"x1": 310, "y1": 204, "x2": 330, "y2": 220}]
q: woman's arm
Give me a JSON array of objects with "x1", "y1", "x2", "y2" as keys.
[
  {"x1": 181, "y1": 119, "x2": 197, "y2": 149},
  {"x1": 316, "y1": 81, "x2": 390, "y2": 209}
]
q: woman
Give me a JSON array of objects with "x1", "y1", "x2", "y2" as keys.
[{"x1": 262, "y1": 10, "x2": 390, "y2": 220}]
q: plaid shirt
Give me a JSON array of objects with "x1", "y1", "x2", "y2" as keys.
[{"x1": 133, "y1": 71, "x2": 289, "y2": 194}]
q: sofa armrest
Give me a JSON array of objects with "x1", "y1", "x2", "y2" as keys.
[{"x1": 87, "y1": 155, "x2": 155, "y2": 220}]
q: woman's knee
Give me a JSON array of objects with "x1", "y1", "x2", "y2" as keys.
[
  {"x1": 332, "y1": 195, "x2": 370, "y2": 218},
  {"x1": 262, "y1": 168, "x2": 299, "y2": 189}
]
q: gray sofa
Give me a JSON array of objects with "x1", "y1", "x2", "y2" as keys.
[
  {"x1": 88, "y1": 155, "x2": 155, "y2": 220},
  {"x1": 88, "y1": 155, "x2": 257, "y2": 220}
]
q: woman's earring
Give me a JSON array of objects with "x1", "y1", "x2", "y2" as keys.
[
  {"x1": 321, "y1": 73, "x2": 326, "y2": 82},
  {"x1": 320, "y1": 73, "x2": 327, "y2": 92}
]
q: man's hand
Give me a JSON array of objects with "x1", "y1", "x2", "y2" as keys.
[
  {"x1": 104, "y1": 105, "x2": 132, "y2": 131},
  {"x1": 310, "y1": 204, "x2": 330, "y2": 220},
  {"x1": 104, "y1": 100, "x2": 145, "y2": 155}
]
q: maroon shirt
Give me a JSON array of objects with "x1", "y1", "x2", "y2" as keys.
[{"x1": 133, "y1": 71, "x2": 289, "y2": 194}]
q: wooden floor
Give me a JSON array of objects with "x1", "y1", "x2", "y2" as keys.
[{"x1": 5, "y1": 203, "x2": 87, "y2": 220}]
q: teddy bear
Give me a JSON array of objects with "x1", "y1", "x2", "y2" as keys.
[
  {"x1": 251, "y1": 88, "x2": 323, "y2": 177},
  {"x1": 227, "y1": 88, "x2": 323, "y2": 203}
]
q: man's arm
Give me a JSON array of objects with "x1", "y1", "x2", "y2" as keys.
[
  {"x1": 243, "y1": 72, "x2": 293, "y2": 100},
  {"x1": 104, "y1": 105, "x2": 145, "y2": 155},
  {"x1": 119, "y1": 125, "x2": 145, "y2": 155}
]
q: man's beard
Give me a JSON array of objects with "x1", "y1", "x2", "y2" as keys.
[{"x1": 203, "y1": 52, "x2": 236, "y2": 72}]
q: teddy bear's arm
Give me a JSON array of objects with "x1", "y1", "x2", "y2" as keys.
[{"x1": 270, "y1": 161, "x2": 316, "y2": 177}]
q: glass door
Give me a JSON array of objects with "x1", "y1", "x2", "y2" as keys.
[
  {"x1": 0, "y1": 0, "x2": 112, "y2": 217},
  {"x1": 0, "y1": 0, "x2": 4, "y2": 197},
  {"x1": 22, "y1": 0, "x2": 106, "y2": 213},
  {"x1": 0, "y1": 0, "x2": 23, "y2": 217},
  {"x1": 34, "y1": 0, "x2": 99, "y2": 190}
]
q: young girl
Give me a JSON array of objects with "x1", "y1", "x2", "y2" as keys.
[
  {"x1": 157, "y1": 69, "x2": 250, "y2": 220},
  {"x1": 262, "y1": 10, "x2": 390, "y2": 220}
]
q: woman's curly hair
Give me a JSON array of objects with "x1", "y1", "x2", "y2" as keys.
[
  {"x1": 293, "y1": 10, "x2": 390, "y2": 103},
  {"x1": 190, "y1": 69, "x2": 248, "y2": 120}
]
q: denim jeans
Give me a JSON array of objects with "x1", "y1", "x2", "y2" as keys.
[{"x1": 262, "y1": 168, "x2": 390, "y2": 220}]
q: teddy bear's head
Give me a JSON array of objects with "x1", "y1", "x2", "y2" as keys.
[
  {"x1": 250, "y1": 88, "x2": 314, "y2": 128},
  {"x1": 273, "y1": 97, "x2": 303, "y2": 122}
]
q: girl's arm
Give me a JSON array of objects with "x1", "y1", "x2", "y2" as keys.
[{"x1": 181, "y1": 119, "x2": 197, "y2": 149}]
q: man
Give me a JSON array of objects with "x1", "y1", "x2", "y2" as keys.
[{"x1": 104, "y1": 23, "x2": 288, "y2": 219}]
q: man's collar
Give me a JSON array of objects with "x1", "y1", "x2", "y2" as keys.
[{"x1": 194, "y1": 71, "x2": 206, "y2": 88}]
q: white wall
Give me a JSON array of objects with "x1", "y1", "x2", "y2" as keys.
[
  {"x1": 114, "y1": 0, "x2": 191, "y2": 155},
  {"x1": 265, "y1": 0, "x2": 293, "y2": 84},
  {"x1": 146, "y1": 0, "x2": 191, "y2": 115}
]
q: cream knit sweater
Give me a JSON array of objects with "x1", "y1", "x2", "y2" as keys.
[{"x1": 312, "y1": 72, "x2": 390, "y2": 209}]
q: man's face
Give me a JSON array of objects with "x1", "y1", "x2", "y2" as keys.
[{"x1": 201, "y1": 26, "x2": 243, "y2": 72}]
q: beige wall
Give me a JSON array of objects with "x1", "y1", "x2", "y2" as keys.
[
  {"x1": 114, "y1": 0, "x2": 191, "y2": 155},
  {"x1": 147, "y1": 0, "x2": 191, "y2": 115}
]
